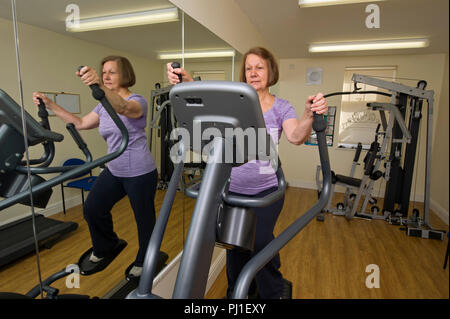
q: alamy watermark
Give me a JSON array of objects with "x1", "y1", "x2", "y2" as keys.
[
  {"x1": 169, "y1": 121, "x2": 280, "y2": 174},
  {"x1": 365, "y1": 264, "x2": 380, "y2": 289},
  {"x1": 65, "y1": 4, "x2": 80, "y2": 30},
  {"x1": 365, "y1": 4, "x2": 380, "y2": 29},
  {"x1": 65, "y1": 264, "x2": 80, "y2": 289}
]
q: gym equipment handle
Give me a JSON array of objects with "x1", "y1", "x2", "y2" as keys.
[
  {"x1": 354, "y1": 143, "x2": 363, "y2": 163},
  {"x1": 26, "y1": 268, "x2": 72, "y2": 298},
  {"x1": 171, "y1": 62, "x2": 182, "y2": 83},
  {"x1": 66, "y1": 123, "x2": 92, "y2": 162},
  {"x1": 232, "y1": 112, "x2": 332, "y2": 298},
  {"x1": 222, "y1": 163, "x2": 287, "y2": 208},
  {"x1": 37, "y1": 98, "x2": 50, "y2": 131},
  {"x1": 18, "y1": 98, "x2": 56, "y2": 167},
  {"x1": 223, "y1": 107, "x2": 327, "y2": 208},
  {"x1": 185, "y1": 158, "x2": 286, "y2": 208}
]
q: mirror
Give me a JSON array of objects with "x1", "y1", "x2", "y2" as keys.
[
  {"x1": 177, "y1": 11, "x2": 242, "y2": 249},
  {"x1": 0, "y1": 0, "x2": 21, "y2": 224},
  {"x1": 0, "y1": 0, "x2": 235, "y2": 299}
]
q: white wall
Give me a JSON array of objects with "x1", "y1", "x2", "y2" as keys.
[
  {"x1": 277, "y1": 53, "x2": 448, "y2": 222},
  {"x1": 169, "y1": 0, "x2": 270, "y2": 54},
  {"x1": 430, "y1": 54, "x2": 449, "y2": 222}
]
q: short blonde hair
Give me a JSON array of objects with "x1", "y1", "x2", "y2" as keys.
[
  {"x1": 100, "y1": 56, "x2": 136, "y2": 88},
  {"x1": 240, "y1": 47, "x2": 279, "y2": 87}
]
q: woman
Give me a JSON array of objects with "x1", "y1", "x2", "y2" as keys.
[
  {"x1": 33, "y1": 56, "x2": 157, "y2": 278},
  {"x1": 166, "y1": 47, "x2": 327, "y2": 298}
]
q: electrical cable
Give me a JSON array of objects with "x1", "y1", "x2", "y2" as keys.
[
  {"x1": 11, "y1": 0, "x2": 44, "y2": 299},
  {"x1": 323, "y1": 90, "x2": 391, "y2": 99}
]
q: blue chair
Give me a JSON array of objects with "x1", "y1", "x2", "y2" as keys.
[{"x1": 60, "y1": 158, "x2": 97, "y2": 214}]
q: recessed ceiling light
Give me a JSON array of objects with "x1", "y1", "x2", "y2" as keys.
[
  {"x1": 299, "y1": 0, "x2": 385, "y2": 8},
  {"x1": 157, "y1": 50, "x2": 236, "y2": 59},
  {"x1": 66, "y1": 7, "x2": 179, "y2": 32},
  {"x1": 309, "y1": 39, "x2": 429, "y2": 52}
]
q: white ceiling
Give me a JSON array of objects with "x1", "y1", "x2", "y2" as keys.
[
  {"x1": 0, "y1": 0, "x2": 235, "y2": 60},
  {"x1": 234, "y1": 0, "x2": 449, "y2": 58},
  {"x1": 0, "y1": 0, "x2": 448, "y2": 60}
]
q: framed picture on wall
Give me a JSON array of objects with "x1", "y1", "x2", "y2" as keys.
[{"x1": 42, "y1": 92, "x2": 80, "y2": 115}]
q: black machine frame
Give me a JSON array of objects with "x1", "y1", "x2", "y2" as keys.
[{"x1": 316, "y1": 74, "x2": 444, "y2": 240}]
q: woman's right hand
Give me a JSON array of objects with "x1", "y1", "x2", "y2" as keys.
[
  {"x1": 32, "y1": 92, "x2": 54, "y2": 110},
  {"x1": 166, "y1": 62, "x2": 193, "y2": 84}
]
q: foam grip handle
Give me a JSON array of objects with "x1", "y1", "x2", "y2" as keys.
[
  {"x1": 37, "y1": 98, "x2": 49, "y2": 118},
  {"x1": 312, "y1": 112, "x2": 327, "y2": 133},
  {"x1": 171, "y1": 62, "x2": 182, "y2": 83},
  {"x1": 78, "y1": 65, "x2": 105, "y2": 100},
  {"x1": 66, "y1": 123, "x2": 87, "y2": 150},
  {"x1": 354, "y1": 143, "x2": 363, "y2": 162},
  {"x1": 37, "y1": 97, "x2": 50, "y2": 130},
  {"x1": 310, "y1": 95, "x2": 327, "y2": 133}
]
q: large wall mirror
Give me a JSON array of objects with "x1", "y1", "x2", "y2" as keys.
[{"x1": 0, "y1": 0, "x2": 238, "y2": 298}]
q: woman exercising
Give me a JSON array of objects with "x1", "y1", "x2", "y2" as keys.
[
  {"x1": 33, "y1": 56, "x2": 157, "y2": 279},
  {"x1": 167, "y1": 47, "x2": 327, "y2": 298}
]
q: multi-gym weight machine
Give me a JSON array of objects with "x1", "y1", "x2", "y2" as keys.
[
  {"x1": 148, "y1": 77, "x2": 205, "y2": 191},
  {"x1": 316, "y1": 73, "x2": 445, "y2": 240}
]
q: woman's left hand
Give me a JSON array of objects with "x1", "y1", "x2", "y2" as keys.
[
  {"x1": 305, "y1": 93, "x2": 327, "y2": 117},
  {"x1": 76, "y1": 66, "x2": 101, "y2": 87}
]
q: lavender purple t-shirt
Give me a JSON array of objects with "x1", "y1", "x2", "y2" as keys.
[
  {"x1": 229, "y1": 96, "x2": 297, "y2": 195},
  {"x1": 93, "y1": 93, "x2": 156, "y2": 177}
]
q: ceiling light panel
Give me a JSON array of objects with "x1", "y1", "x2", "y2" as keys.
[
  {"x1": 299, "y1": 0, "x2": 385, "y2": 8},
  {"x1": 309, "y1": 39, "x2": 430, "y2": 52},
  {"x1": 67, "y1": 7, "x2": 179, "y2": 32}
]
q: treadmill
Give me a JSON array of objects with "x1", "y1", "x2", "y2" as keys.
[{"x1": 0, "y1": 214, "x2": 77, "y2": 268}]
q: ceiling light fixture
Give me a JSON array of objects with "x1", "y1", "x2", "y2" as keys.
[
  {"x1": 66, "y1": 7, "x2": 179, "y2": 32},
  {"x1": 157, "y1": 49, "x2": 236, "y2": 60},
  {"x1": 309, "y1": 38, "x2": 430, "y2": 53},
  {"x1": 299, "y1": 0, "x2": 385, "y2": 7}
]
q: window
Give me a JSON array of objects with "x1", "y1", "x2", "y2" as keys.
[
  {"x1": 337, "y1": 66, "x2": 396, "y2": 149},
  {"x1": 192, "y1": 70, "x2": 226, "y2": 81}
]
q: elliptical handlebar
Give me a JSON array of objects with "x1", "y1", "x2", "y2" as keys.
[
  {"x1": 0, "y1": 67, "x2": 129, "y2": 211},
  {"x1": 66, "y1": 123, "x2": 93, "y2": 163},
  {"x1": 26, "y1": 268, "x2": 73, "y2": 298},
  {"x1": 15, "y1": 122, "x2": 94, "y2": 175},
  {"x1": 18, "y1": 98, "x2": 56, "y2": 168},
  {"x1": 232, "y1": 112, "x2": 332, "y2": 299},
  {"x1": 184, "y1": 157, "x2": 287, "y2": 208},
  {"x1": 222, "y1": 162, "x2": 287, "y2": 208}
]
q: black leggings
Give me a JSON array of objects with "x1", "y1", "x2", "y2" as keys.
[
  {"x1": 83, "y1": 167, "x2": 158, "y2": 267},
  {"x1": 226, "y1": 187, "x2": 285, "y2": 299}
]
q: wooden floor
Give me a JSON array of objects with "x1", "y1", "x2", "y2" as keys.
[
  {"x1": 0, "y1": 186, "x2": 448, "y2": 299},
  {"x1": 0, "y1": 189, "x2": 196, "y2": 299}
]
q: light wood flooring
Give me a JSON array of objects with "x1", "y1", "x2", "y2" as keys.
[{"x1": 0, "y1": 186, "x2": 448, "y2": 299}]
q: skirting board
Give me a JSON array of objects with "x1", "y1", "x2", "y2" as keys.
[
  {"x1": 287, "y1": 179, "x2": 449, "y2": 225},
  {"x1": 152, "y1": 247, "x2": 226, "y2": 298},
  {"x1": 430, "y1": 198, "x2": 449, "y2": 225}
]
